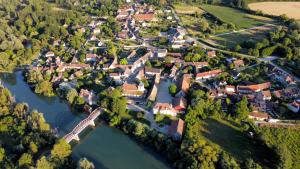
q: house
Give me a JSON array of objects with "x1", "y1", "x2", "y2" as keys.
[
  {"x1": 262, "y1": 90, "x2": 272, "y2": 100},
  {"x1": 248, "y1": 112, "x2": 270, "y2": 121},
  {"x1": 116, "y1": 10, "x2": 129, "y2": 19},
  {"x1": 133, "y1": 13, "x2": 155, "y2": 22},
  {"x1": 237, "y1": 82, "x2": 271, "y2": 94},
  {"x1": 85, "y1": 54, "x2": 97, "y2": 62},
  {"x1": 127, "y1": 50, "x2": 137, "y2": 60},
  {"x1": 93, "y1": 28, "x2": 101, "y2": 34},
  {"x1": 57, "y1": 63, "x2": 90, "y2": 72},
  {"x1": 157, "y1": 49, "x2": 168, "y2": 58},
  {"x1": 170, "y1": 65, "x2": 178, "y2": 78},
  {"x1": 207, "y1": 50, "x2": 216, "y2": 58},
  {"x1": 90, "y1": 35, "x2": 98, "y2": 41},
  {"x1": 173, "y1": 97, "x2": 187, "y2": 111},
  {"x1": 225, "y1": 85, "x2": 236, "y2": 93},
  {"x1": 176, "y1": 74, "x2": 192, "y2": 97},
  {"x1": 183, "y1": 62, "x2": 209, "y2": 69},
  {"x1": 79, "y1": 89, "x2": 96, "y2": 105},
  {"x1": 147, "y1": 84, "x2": 158, "y2": 101},
  {"x1": 117, "y1": 31, "x2": 128, "y2": 39},
  {"x1": 45, "y1": 51, "x2": 55, "y2": 58},
  {"x1": 233, "y1": 59, "x2": 244, "y2": 69},
  {"x1": 122, "y1": 82, "x2": 145, "y2": 98},
  {"x1": 288, "y1": 100, "x2": 300, "y2": 113},
  {"x1": 109, "y1": 72, "x2": 122, "y2": 84},
  {"x1": 145, "y1": 67, "x2": 161, "y2": 76},
  {"x1": 152, "y1": 102, "x2": 177, "y2": 116},
  {"x1": 195, "y1": 69, "x2": 222, "y2": 80},
  {"x1": 167, "y1": 52, "x2": 182, "y2": 58},
  {"x1": 168, "y1": 119, "x2": 184, "y2": 141}
]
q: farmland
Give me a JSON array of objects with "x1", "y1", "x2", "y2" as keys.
[
  {"x1": 174, "y1": 3, "x2": 204, "y2": 14},
  {"x1": 249, "y1": 2, "x2": 300, "y2": 20},
  {"x1": 200, "y1": 4, "x2": 273, "y2": 29}
]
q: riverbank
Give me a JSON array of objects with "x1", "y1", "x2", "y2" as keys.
[{"x1": 0, "y1": 71, "x2": 172, "y2": 169}]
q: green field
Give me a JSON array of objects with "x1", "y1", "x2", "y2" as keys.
[
  {"x1": 200, "y1": 5, "x2": 273, "y2": 29},
  {"x1": 200, "y1": 118, "x2": 274, "y2": 166}
]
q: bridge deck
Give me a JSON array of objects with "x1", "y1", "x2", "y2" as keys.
[{"x1": 63, "y1": 108, "x2": 102, "y2": 143}]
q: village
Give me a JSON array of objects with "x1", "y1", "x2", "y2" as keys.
[{"x1": 28, "y1": 2, "x2": 300, "y2": 142}]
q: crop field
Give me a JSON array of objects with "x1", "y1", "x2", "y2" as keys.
[
  {"x1": 174, "y1": 3, "x2": 204, "y2": 14},
  {"x1": 200, "y1": 5, "x2": 273, "y2": 29},
  {"x1": 249, "y1": 2, "x2": 300, "y2": 20}
]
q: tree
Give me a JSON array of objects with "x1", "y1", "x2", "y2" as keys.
[
  {"x1": 30, "y1": 141, "x2": 38, "y2": 154},
  {"x1": 51, "y1": 140, "x2": 71, "y2": 160},
  {"x1": 218, "y1": 152, "x2": 240, "y2": 169},
  {"x1": 27, "y1": 70, "x2": 44, "y2": 84},
  {"x1": 66, "y1": 88, "x2": 78, "y2": 104},
  {"x1": 169, "y1": 84, "x2": 177, "y2": 96},
  {"x1": 276, "y1": 145, "x2": 293, "y2": 169},
  {"x1": 37, "y1": 156, "x2": 53, "y2": 169},
  {"x1": 77, "y1": 158, "x2": 95, "y2": 169},
  {"x1": 35, "y1": 81, "x2": 54, "y2": 96},
  {"x1": 244, "y1": 159, "x2": 262, "y2": 169},
  {"x1": 235, "y1": 96, "x2": 249, "y2": 120},
  {"x1": 0, "y1": 148, "x2": 5, "y2": 162},
  {"x1": 18, "y1": 153, "x2": 32, "y2": 167},
  {"x1": 120, "y1": 58, "x2": 128, "y2": 65}
]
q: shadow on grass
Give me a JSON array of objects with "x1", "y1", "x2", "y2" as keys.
[{"x1": 201, "y1": 118, "x2": 275, "y2": 167}]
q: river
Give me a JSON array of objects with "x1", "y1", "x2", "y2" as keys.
[{"x1": 0, "y1": 71, "x2": 171, "y2": 169}]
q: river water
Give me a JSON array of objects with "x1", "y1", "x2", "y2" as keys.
[{"x1": 0, "y1": 71, "x2": 171, "y2": 169}]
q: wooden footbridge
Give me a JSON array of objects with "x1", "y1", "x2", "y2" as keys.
[{"x1": 63, "y1": 107, "x2": 102, "y2": 143}]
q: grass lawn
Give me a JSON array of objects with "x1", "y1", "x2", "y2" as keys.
[
  {"x1": 200, "y1": 5, "x2": 273, "y2": 29},
  {"x1": 178, "y1": 14, "x2": 204, "y2": 37},
  {"x1": 200, "y1": 118, "x2": 274, "y2": 166},
  {"x1": 209, "y1": 24, "x2": 275, "y2": 50}
]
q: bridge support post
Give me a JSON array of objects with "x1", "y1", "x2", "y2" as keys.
[
  {"x1": 74, "y1": 134, "x2": 80, "y2": 141},
  {"x1": 89, "y1": 120, "x2": 95, "y2": 127}
]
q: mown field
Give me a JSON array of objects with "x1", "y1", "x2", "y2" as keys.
[
  {"x1": 209, "y1": 24, "x2": 276, "y2": 49},
  {"x1": 249, "y1": 2, "x2": 300, "y2": 20},
  {"x1": 200, "y1": 4, "x2": 273, "y2": 29}
]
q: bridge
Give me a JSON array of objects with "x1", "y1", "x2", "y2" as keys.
[{"x1": 63, "y1": 107, "x2": 102, "y2": 143}]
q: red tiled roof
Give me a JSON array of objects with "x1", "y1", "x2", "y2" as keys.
[
  {"x1": 168, "y1": 119, "x2": 184, "y2": 137},
  {"x1": 154, "y1": 102, "x2": 173, "y2": 110},
  {"x1": 262, "y1": 90, "x2": 271, "y2": 98},
  {"x1": 86, "y1": 53, "x2": 97, "y2": 59},
  {"x1": 207, "y1": 51, "x2": 216, "y2": 57},
  {"x1": 122, "y1": 83, "x2": 138, "y2": 91},
  {"x1": 196, "y1": 69, "x2": 222, "y2": 78},
  {"x1": 134, "y1": 14, "x2": 155, "y2": 21},
  {"x1": 233, "y1": 59, "x2": 244, "y2": 67},
  {"x1": 178, "y1": 74, "x2": 192, "y2": 93},
  {"x1": 145, "y1": 67, "x2": 161, "y2": 74},
  {"x1": 238, "y1": 82, "x2": 271, "y2": 92},
  {"x1": 173, "y1": 97, "x2": 187, "y2": 110},
  {"x1": 249, "y1": 112, "x2": 269, "y2": 119}
]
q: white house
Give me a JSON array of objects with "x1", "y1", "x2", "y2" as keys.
[
  {"x1": 153, "y1": 102, "x2": 177, "y2": 116},
  {"x1": 157, "y1": 49, "x2": 167, "y2": 58}
]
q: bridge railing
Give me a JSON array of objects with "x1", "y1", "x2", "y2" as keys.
[{"x1": 63, "y1": 108, "x2": 102, "y2": 142}]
